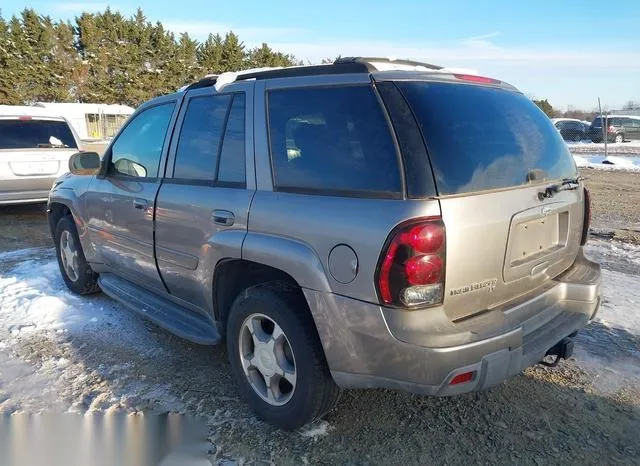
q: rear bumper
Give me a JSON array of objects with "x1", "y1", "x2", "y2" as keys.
[
  {"x1": 0, "y1": 178, "x2": 55, "y2": 204},
  {"x1": 304, "y1": 248, "x2": 600, "y2": 395}
]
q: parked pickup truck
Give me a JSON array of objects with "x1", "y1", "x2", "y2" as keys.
[{"x1": 48, "y1": 57, "x2": 601, "y2": 429}]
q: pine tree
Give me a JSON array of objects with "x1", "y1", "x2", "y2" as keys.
[
  {"x1": 0, "y1": 7, "x2": 302, "y2": 106},
  {"x1": 247, "y1": 42, "x2": 297, "y2": 68},
  {"x1": 149, "y1": 22, "x2": 180, "y2": 96},
  {"x1": 0, "y1": 11, "x2": 18, "y2": 103},
  {"x1": 6, "y1": 15, "x2": 33, "y2": 104},
  {"x1": 176, "y1": 32, "x2": 200, "y2": 85},
  {"x1": 220, "y1": 31, "x2": 245, "y2": 72},
  {"x1": 198, "y1": 33, "x2": 223, "y2": 74}
]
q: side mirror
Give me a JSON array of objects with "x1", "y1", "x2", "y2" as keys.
[{"x1": 69, "y1": 151, "x2": 101, "y2": 175}]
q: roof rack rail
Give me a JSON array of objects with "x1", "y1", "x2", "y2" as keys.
[
  {"x1": 181, "y1": 56, "x2": 445, "y2": 92},
  {"x1": 334, "y1": 57, "x2": 443, "y2": 71}
]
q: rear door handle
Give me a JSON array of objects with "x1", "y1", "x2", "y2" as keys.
[
  {"x1": 212, "y1": 210, "x2": 235, "y2": 226},
  {"x1": 133, "y1": 198, "x2": 148, "y2": 210}
]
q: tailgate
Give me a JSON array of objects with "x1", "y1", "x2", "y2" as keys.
[
  {"x1": 441, "y1": 185, "x2": 583, "y2": 320},
  {"x1": 394, "y1": 79, "x2": 583, "y2": 320},
  {"x1": 0, "y1": 149, "x2": 76, "y2": 179}
]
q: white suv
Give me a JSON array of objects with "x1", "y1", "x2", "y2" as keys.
[{"x1": 0, "y1": 106, "x2": 81, "y2": 204}]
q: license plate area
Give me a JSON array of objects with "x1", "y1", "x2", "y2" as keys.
[
  {"x1": 510, "y1": 214, "x2": 565, "y2": 266},
  {"x1": 504, "y1": 207, "x2": 570, "y2": 282},
  {"x1": 10, "y1": 161, "x2": 59, "y2": 176}
]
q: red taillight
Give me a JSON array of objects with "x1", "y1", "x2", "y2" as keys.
[
  {"x1": 450, "y1": 371, "x2": 475, "y2": 385},
  {"x1": 18, "y1": 115, "x2": 32, "y2": 120},
  {"x1": 407, "y1": 224, "x2": 444, "y2": 253},
  {"x1": 453, "y1": 74, "x2": 501, "y2": 84},
  {"x1": 581, "y1": 187, "x2": 591, "y2": 245},
  {"x1": 608, "y1": 125, "x2": 615, "y2": 133},
  {"x1": 376, "y1": 218, "x2": 446, "y2": 308},
  {"x1": 405, "y1": 255, "x2": 443, "y2": 285}
]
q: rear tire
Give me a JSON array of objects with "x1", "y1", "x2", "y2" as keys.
[
  {"x1": 615, "y1": 133, "x2": 624, "y2": 143},
  {"x1": 226, "y1": 282, "x2": 340, "y2": 429},
  {"x1": 54, "y1": 216, "x2": 99, "y2": 295}
]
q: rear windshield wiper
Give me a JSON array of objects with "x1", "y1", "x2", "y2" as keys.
[
  {"x1": 538, "y1": 177, "x2": 582, "y2": 200},
  {"x1": 37, "y1": 143, "x2": 69, "y2": 148}
]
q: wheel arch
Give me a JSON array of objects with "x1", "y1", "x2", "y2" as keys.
[{"x1": 213, "y1": 258, "x2": 311, "y2": 332}]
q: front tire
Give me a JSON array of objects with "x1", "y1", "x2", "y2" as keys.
[
  {"x1": 226, "y1": 283, "x2": 340, "y2": 429},
  {"x1": 55, "y1": 216, "x2": 99, "y2": 295}
]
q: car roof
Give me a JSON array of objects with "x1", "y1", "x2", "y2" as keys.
[
  {"x1": 0, "y1": 105, "x2": 66, "y2": 119},
  {"x1": 177, "y1": 57, "x2": 519, "y2": 94}
]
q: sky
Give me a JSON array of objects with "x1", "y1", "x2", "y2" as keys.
[{"x1": 2, "y1": 0, "x2": 639, "y2": 110}]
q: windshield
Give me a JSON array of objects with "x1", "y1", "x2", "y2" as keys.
[
  {"x1": 398, "y1": 81, "x2": 578, "y2": 195},
  {"x1": 0, "y1": 119, "x2": 77, "y2": 150}
]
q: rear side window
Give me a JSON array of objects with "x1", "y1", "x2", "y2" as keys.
[
  {"x1": 174, "y1": 95, "x2": 231, "y2": 181},
  {"x1": 173, "y1": 93, "x2": 246, "y2": 185},
  {"x1": 267, "y1": 85, "x2": 402, "y2": 197},
  {"x1": 218, "y1": 94, "x2": 246, "y2": 184},
  {"x1": 0, "y1": 119, "x2": 77, "y2": 149},
  {"x1": 398, "y1": 82, "x2": 577, "y2": 195}
]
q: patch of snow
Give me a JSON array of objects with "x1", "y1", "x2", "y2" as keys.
[
  {"x1": 569, "y1": 141, "x2": 640, "y2": 155},
  {"x1": 573, "y1": 155, "x2": 589, "y2": 167},
  {"x1": 592, "y1": 268, "x2": 640, "y2": 335},
  {"x1": 573, "y1": 154, "x2": 640, "y2": 171},
  {"x1": 0, "y1": 251, "x2": 175, "y2": 413},
  {"x1": 574, "y1": 240, "x2": 640, "y2": 391},
  {"x1": 300, "y1": 420, "x2": 332, "y2": 439},
  {"x1": 0, "y1": 247, "x2": 51, "y2": 262}
]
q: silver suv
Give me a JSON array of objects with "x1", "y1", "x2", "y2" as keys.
[
  {"x1": 48, "y1": 58, "x2": 601, "y2": 429},
  {"x1": 1, "y1": 109, "x2": 80, "y2": 204}
]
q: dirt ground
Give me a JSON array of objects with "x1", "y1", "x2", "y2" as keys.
[
  {"x1": 580, "y1": 168, "x2": 640, "y2": 243},
  {"x1": 0, "y1": 170, "x2": 639, "y2": 465}
]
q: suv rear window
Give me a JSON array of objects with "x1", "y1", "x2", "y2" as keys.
[
  {"x1": 267, "y1": 85, "x2": 402, "y2": 197},
  {"x1": 398, "y1": 82, "x2": 577, "y2": 195},
  {"x1": 0, "y1": 119, "x2": 77, "y2": 150}
]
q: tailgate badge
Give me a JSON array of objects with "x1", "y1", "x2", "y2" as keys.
[
  {"x1": 541, "y1": 206, "x2": 552, "y2": 216},
  {"x1": 449, "y1": 278, "x2": 498, "y2": 297}
]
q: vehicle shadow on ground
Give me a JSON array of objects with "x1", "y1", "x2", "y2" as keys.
[
  {"x1": 0, "y1": 203, "x2": 51, "y2": 252},
  {"x1": 50, "y1": 311, "x2": 640, "y2": 466}
]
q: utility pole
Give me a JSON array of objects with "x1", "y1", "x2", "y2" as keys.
[{"x1": 598, "y1": 97, "x2": 608, "y2": 158}]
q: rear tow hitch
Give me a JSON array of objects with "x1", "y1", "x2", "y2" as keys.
[{"x1": 539, "y1": 337, "x2": 575, "y2": 367}]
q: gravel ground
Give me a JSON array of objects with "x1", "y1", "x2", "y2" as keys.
[
  {"x1": 1, "y1": 170, "x2": 639, "y2": 465},
  {"x1": 580, "y1": 168, "x2": 640, "y2": 244}
]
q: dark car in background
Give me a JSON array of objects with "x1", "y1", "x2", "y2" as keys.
[
  {"x1": 589, "y1": 115, "x2": 640, "y2": 143},
  {"x1": 553, "y1": 119, "x2": 589, "y2": 142}
]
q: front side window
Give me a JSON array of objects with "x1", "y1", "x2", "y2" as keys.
[
  {"x1": 110, "y1": 103, "x2": 175, "y2": 178},
  {"x1": 267, "y1": 85, "x2": 401, "y2": 196}
]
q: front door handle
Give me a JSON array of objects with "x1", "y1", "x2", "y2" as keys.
[
  {"x1": 212, "y1": 210, "x2": 235, "y2": 226},
  {"x1": 133, "y1": 198, "x2": 148, "y2": 210}
]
